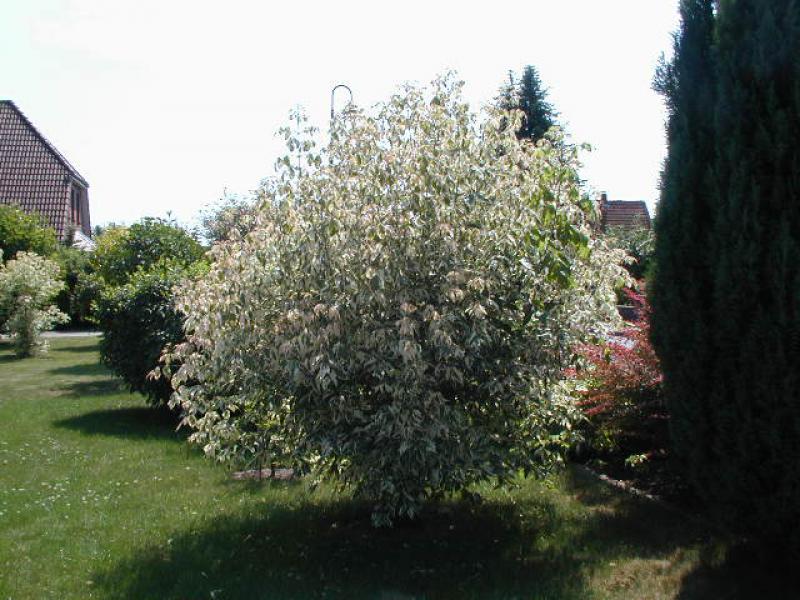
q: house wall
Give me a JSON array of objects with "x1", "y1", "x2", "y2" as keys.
[{"x1": 66, "y1": 180, "x2": 91, "y2": 238}]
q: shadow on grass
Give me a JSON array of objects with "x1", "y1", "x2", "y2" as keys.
[
  {"x1": 93, "y1": 499, "x2": 585, "y2": 599},
  {"x1": 676, "y1": 540, "x2": 800, "y2": 599},
  {"x1": 93, "y1": 469, "x2": 725, "y2": 600},
  {"x1": 61, "y1": 378, "x2": 124, "y2": 397},
  {"x1": 51, "y1": 342, "x2": 101, "y2": 353},
  {"x1": 563, "y1": 469, "x2": 798, "y2": 599},
  {"x1": 53, "y1": 406, "x2": 183, "y2": 442},
  {"x1": 49, "y1": 362, "x2": 110, "y2": 377}
]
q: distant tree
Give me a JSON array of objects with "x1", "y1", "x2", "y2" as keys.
[
  {"x1": 497, "y1": 66, "x2": 558, "y2": 143},
  {"x1": 199, "y1": 194, "x2": 257, "y2": 244},
  {"x1": 0, "y1": 205, "x2": 58, "y2": 262},
  {"x1": 497, "y1": 71, "x2": 517, "y2": 111},
  {"x1": 605, "y1": 224, "x2": 655, "y2": 281},
  {"x1": 517, "y1": 66, "x2": 557, "y2": 142}
]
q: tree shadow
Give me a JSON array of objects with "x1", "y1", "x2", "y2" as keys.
[
  {"x1": 61, "y1": 378, "x2": 124, "y2": 397},
  {"x1": 93, "y1": 496, "x2": 587, "y2": 599},
  {"x1": 676, "y1": 540, "x2": 800, "y2": 599},
  {"x1": 91, "y1": 467, "x2": 733, "y2": 600},
  {"x1": 51, "y1": 342, "x2": 101, "y2": 354},
  {"x1": 49, "y1": 362, "x2": 110, "y2": 377},
  {"x1": 53, "y1": 406, "x2": 183, "y2": 442},
  {"x1": 563, "y1": 469, "x2": 796, "y2": 599},
  {"x1": 561, "y1": 468, "x2": 711, "y2": 559},
  {"x1": 0, "y1": 352, "x2": 18, "y2": 364}
]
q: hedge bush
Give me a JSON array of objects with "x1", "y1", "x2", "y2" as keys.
[
  {"x1": 96, "y1": 260, "x2": 205, "y2": 404},
  {"x1": 0, "y1": 205, "x2": 58, "y2": 262}
]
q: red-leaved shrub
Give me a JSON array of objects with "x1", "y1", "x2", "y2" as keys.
[{"x1": 573, "y1": 289, "x2": 666, "y2": 465}]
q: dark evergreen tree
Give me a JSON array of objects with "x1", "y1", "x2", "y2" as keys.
[
  {"x1": 654, "y1": 0, "x2": 800, "y2": 557},
  {"x1": 650, "y1": 0, "x2": 718, "y2": 497},
  {"x1": 705, "y1": 0, "x2": 800, "y2": 556},
  {"x1": 496, "y1": 66, "x2": 557, "y2": 142},
  {"x1": 516, "y1": 65, "x2": 557, "y2": 142}
]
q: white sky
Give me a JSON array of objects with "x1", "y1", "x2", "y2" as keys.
[{"x1": 1, "y1": 0, "x2": 679, "y2": 228}]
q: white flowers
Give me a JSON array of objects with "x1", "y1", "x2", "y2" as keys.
[{"x1": 0, "y1": 251, "x2": 68, "y2": 356}]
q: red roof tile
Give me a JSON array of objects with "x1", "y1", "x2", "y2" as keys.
[
  {"x1": 0, "y1": 100, "x2": 90, "y2": 241},
  {"x1": 601, "y1": 200, "x2": 651, "y2": 230}
]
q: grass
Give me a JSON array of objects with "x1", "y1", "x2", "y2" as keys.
[{"x1": 0, "y1": 337, "x2": 789, "y2": 599}]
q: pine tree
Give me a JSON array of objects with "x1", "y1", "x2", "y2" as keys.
[
  {"x1": 705, "y1": 0, "x2": 800, "y2": 555},
  {"x1": 517, "y1": 65, "x2": 557, "y2": 142},
  {"x1": 650, "y1": 0, "x2": 718, "y2": 499},
  {"x1": 496, "y1": 66, "x2": 557, "y2": 142},
  {"x1": 497, "y1": 71, "x2": 517, "y2": 112}
]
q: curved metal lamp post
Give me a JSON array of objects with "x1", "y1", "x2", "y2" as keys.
[{"x1": 330, "y1": 84, "x2": 353, "y2": 120}]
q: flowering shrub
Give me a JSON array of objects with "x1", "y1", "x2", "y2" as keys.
[
  {"x1": 573, "y1": 289, "x2": 666, "y2": 463},
  {"x1": 0, "y1": 251, "x2": 68, "y2": 356},
  {"x1": 164, "y1": 75, "x2": 626, "y2": 526}
]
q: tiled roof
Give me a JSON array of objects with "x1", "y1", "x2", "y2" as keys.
[
  {"x1": 0, "y1": 100, "x2": 89, "y2": 240},
  {"x1": 601, "y1": 200, "x2": 651, "y2": 230}
]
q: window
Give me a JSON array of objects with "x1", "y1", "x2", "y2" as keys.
[{"x1": 71, "y1": 187, "x2": 81, "y2": 226}]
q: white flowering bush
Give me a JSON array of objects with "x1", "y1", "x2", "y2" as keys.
[
  {"x1": 165, "y1": 75, "x2": 625, "y2": 525},
  {"x1": 0, "y1": 251, "x2": 68, "y2": 356}
]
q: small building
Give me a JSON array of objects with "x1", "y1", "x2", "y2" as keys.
[
  {"x1": 0, "y1": 100, "x2": 92, "y2": 246},
  {"x1": 598, "y1": 192, "x2": 651, "y2": 231}
]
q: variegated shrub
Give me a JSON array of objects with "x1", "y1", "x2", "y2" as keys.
[
  {"x1": 165, "y1": 75, "x2": 625, "y2": 525},
  {"x1": 0, "y1": 251, "x2": 68, "y2": 356}
]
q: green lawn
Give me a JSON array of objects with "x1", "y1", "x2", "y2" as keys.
[{"x1": 0, "y1": 338, "x2": 784, "y2": 599}]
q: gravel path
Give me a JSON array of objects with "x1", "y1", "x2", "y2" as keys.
[
  {"x1": 0, "y1": 330, "x2": 101, "y2": 341},
  {"x1": 41, "y1": 330, "x2": 102, "y2": 338}
]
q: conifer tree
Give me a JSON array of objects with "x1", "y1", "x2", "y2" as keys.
[
  {"x1": 650, "y1": 0, "x2": 717, "y2": 490},
  {"x1": 496, "y1": 66, "x2": 557, "y2": 142},
  {"x1": 705, "y1": 0, "x2": 800, "y2": 555},
  {"x1": 654, "y1": 0, "x2": 800, "y2": 556},
  {"x1": 517, "y1": 65, "x2": 557, "y2": 142}
]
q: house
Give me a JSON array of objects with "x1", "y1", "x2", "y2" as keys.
[
  {"x1": 0, "y1": 100, "x2": 92, "y2": 246},
  {"x1": 598, "y1": 192, "x2": 651, "y2": 231}
]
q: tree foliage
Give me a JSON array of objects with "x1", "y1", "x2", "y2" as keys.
[
  {"x1": 199, "y1": 194, "x2": 258, "y2": 244},
  {"x1": 0, "y1": 204, "x2": 58, "y2": 262},
  {"x1": 0, "y1": 251, "x2": 68, "y2": 356},
  {"x1": 706, "y1": 0, "x2": 800, "y2": 556},
  {"x1": 605, "y1": 225, "x2": 655, "y2": 281},
  {"x1": 91, "y1": 218, "x2": 204, "y2": 287},
  {"x1": 164, "y1": 75, "x2": 625, "y2": 526}
]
